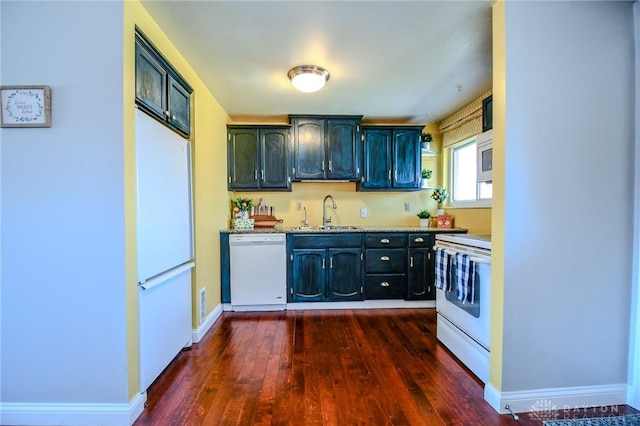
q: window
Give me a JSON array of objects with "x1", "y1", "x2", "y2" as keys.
[{"x1": 449, "y1": 137, "x2": 492, "y2": 207}]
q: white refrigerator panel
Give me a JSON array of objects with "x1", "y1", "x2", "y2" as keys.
[
  {"x1": 136, "y1": 109, "x2": 194, "y2": 282},
  {"x1": 138, "y1": 262, "x2": 194, "y2": 391}
]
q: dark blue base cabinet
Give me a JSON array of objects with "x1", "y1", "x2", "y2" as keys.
[
  {"x1": 288, "y1": 234, "x2": 364, "y2": 302},
  {"x1": 285, "y1": 232, "x2": 436, "y2": 303}
]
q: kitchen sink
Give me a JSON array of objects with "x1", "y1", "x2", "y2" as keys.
[{"x1": 292, "y1": 225, "x2": 360, "y2": 232}]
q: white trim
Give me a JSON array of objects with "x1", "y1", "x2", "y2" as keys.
[
  {"x1": 0, "y1": 392, "x2": 146, "y2": 426},
  {"x1": 627, "y1": 1, "x2": 640, "y2": 410},
  {"x1": 286, "y1": 300, "x2": 435, "y2": 310},
  {"x1": 192, "y1": 303, "x2": 223, "y2": 343},
  {"x1": 483, "y1": 382, "x2": 627, "y2": 414}
]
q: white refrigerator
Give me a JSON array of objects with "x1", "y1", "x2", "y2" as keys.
[{"x1": 136, "y1": 109, "x2": 194, "y2": 392}]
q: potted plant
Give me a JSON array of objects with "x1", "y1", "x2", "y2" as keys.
[
  {"x1": 421, "y1": 169, "x2": 432, "y2": 188},
  {"x1": 431, "y1": 187, "x2": 449, "y2": 215},
  {"x1": 232, "y1": 197, "x2": 255, "y2": 230},
  {"x1": 417, "y1": 210, "x2": 431, "y2": 227},
  {"x1": 421, "y1": 133, "x2": 433, "y2": 151}
]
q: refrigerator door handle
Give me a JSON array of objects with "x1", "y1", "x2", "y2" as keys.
[{"x1": 139, "y1": 262, "x2": 195, "y2": 291}]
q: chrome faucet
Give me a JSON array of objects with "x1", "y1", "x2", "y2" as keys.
[
  {"x1": 301, "y1": 206, "x2": 309, "y2": 227},
  {"x1": 323, "y1": 195, "x2": 337, "y2": 227}
]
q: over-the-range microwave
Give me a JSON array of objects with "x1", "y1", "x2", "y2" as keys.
[{"x1": 477, "y1": 129, "x2": 493, "y2": 183}]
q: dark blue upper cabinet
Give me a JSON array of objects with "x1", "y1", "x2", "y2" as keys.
[
  {"x1": 227, "y1": 125, "x2": 291, "y2": 191},
  {"x1": 326, "y1": 119, "x2": 361, "y2": 180},
  {"x1": 135, "y1": 28, "x2": 192, "y2": 138},
  {"x1": 361, "y1": 129, "x2": 392, "y2": 189},
  {"x1": 392, "y1": 128, "x2": 421, "y2": 189},
  {"x1": 290, "y1": 115, "x2": 362, "y2": 181},
  {"x1": 358, "y1": 126, "x2": 422, "y2": 191},
  {"x1": 292, "y1": 117, "x2": 325, "y2": 180}
]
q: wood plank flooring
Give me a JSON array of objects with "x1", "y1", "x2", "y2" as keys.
[{"x1": 134, "y1": 308, "x2": 635, "y2": 425}]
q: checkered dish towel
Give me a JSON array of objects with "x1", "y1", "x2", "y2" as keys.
[
  {"x1": 454, "y1": 253, "x2": 476, "y2": 303},
  {"x1": 434, "y1": 248, "x2": 451, "y2": 291}
]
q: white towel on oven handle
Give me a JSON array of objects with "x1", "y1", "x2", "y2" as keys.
[{"x1": 454, "y1": 252, "x2": 475, "y2": 303}]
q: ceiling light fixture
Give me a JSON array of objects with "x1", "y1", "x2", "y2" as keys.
[{"x1": 287, "y1": 65, "x2": 330, "y2": 93}]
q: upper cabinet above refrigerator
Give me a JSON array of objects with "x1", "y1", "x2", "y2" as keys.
[{"x1": 135, "y1": 28, "x2": 193, "y2": 138}]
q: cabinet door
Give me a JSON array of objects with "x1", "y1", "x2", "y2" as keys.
[
  {"x1": 228, "y1": 128, "x2": 259, "y2": 190},
  {"x1": 361, "y1": 129, "x2": 392, "y2": 189},
  {"x1": 135, "y1": 41, "x2": 167, "y2": 120},
  {"x1": 293, "y1": 118, "x2": 325, "y2": 180},
  {"x1": 327, "y1": 248, "x2": 363, "y2": 301},
  {"x1": 407, "y1": 248, "x2": 434, "y2": 300},
  {"x1": 392, "y1": 129, "x2": 421, "y2": 189},
  {"x1": 260, "y1": 128, "x2": 290, "y2": 190},
  {"x1": 168, "y1": 77, "x2": 191, "y2": 136},
  {"x1": 291, "y1": 249, "x2": 326, "y2": 302},
  {"x1": 326, "y1": 119, "x2": 360, "y2": 180}
]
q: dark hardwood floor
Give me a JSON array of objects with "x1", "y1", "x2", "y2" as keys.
[{"x1": 134, "y1": 308, "x2": 635, "y2": 425}]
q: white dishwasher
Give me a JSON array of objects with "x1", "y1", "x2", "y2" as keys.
[{"x1": 229, "y1": 233, "x2": 287, "y2": 311}]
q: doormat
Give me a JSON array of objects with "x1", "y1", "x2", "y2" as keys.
[{"x1": 544, "y1": 414, "x2": 640, "y2": 426}]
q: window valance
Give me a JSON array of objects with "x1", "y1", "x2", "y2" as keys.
[{"x1": 439, "y1": 89, "x2": 492, "y2": 148}]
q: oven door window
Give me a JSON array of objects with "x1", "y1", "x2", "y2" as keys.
[{"x1": 444, "y1": 267, "x2": 481, "y2": 318}]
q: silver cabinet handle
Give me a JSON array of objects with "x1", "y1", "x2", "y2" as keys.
[
  {"x1": 254, "y1": 170, "x2": 258, "y2": 180},
  {"x1": 328, "y1": 160, "x2": 333, "y2": 171},
  {"x1": 330, "y1": 257, "x2": 333, "y2": 269},
  {"x1": 388, "y1": 170, "x2": 391, "y2": 181},
  {"x1": 172, "y1": 115, "x2": 176, "y2": 120},
  {"x1": 414, "y1": 237, "x2": 424, "y2": 243},
  {"x1": 380, "y1": 256, "x2": 390, "y2": 261},
  {"x1": 380, "y1": 238, "x2": 390, "y2": 244},
  {"x1": 261, "y1": 170, "x2": 265, "y2": 180},
  {"x1": 322, "y1": 161, "x2": 325, "y2": 171},
  {"x1": 322, "y1": 258, "x2": 326, "y2": 269},
  {"x1": 380, "y1": 282, "x2": 390, "y2": 287},
  {"x1": 410, "y1": 257, "x2": 414, "y2": 267}
]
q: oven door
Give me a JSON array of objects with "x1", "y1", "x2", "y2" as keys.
[{"x1": 435, "y1": 253, "x2": 491, "y2": 350}]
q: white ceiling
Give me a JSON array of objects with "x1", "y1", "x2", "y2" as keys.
[{"x1": 140, "y1": 1, "x2": 493, "y2": 125}]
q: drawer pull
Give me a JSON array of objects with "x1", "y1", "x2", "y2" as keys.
[
  {"x1": 380, "y1": 256, "x2": 390, "y2": 261},
  {"x1": 414, "y1": 237, "x2": 424, "y2": 243},
  {"x1": 380, "y1": 282, "x2": 390, "y2": 287},
  {"x1": 380, "y1": 238, "x2": 390, "y2": 244}
]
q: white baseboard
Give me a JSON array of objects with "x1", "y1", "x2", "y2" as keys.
[
  {"x1": 0, "y1": 392, "x2": 146, "y2": 426},
  {"x1": 192, "y1": 303, "x2": 223, "y2": 343},
  {"x1": 223, "y1": 300, "x2": 434, "y2": 311},
  {"x1": 484, "y1": 382, "x2": 628, "y2": 415}
]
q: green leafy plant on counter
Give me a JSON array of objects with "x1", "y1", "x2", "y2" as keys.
[
  {"x1": 232, "y1": 197, "x2": 254, "y2": 212},
  {"x1": 417, "y1": 210, "x2": 431, "y2": 219},
  {"x1": 422, "y1": 169, "x2": 433, "y2": 179},
  {"x1": 431, "y1": 187, "x2": 449, "y2": 204}
]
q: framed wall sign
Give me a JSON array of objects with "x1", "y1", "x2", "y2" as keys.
[{"x1": 1, "y1": 85, "x2": 51, "y2": 128}]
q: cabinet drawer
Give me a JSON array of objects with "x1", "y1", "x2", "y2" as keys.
[
  {"x1": 365, "y1": 234, "x2": 405, "y2": 248},
  {"x1": 291, "y1": 234, "x2": 362, "y2": 249},
  {"x1": 365, "y1": 275, "x2": 405, "y2": 299},
  {"x1": 366, "y1": 248, "x2": 405, "y2": 273},
  {"x1": 408, "y1": 233, "x2": 433, "y2": 247}
]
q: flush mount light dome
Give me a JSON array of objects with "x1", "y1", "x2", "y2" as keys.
[{"x1": 287, "y1": 65, "x2": 330, "y2": 93}]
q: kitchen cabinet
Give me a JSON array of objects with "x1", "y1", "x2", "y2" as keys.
[
  {"x1": 358, "y1": 126, "x2": 423, "y2": 191},
  {"x1": 364, "y1": 234, "x2": 407, "y2": 299},
  {"x1": 407, "y1": 233, "x2": 435, "y2": 300},
  {"x1": 135, "y1": 30, "x2": 192, "y2": 137},
  {"x1": 288, "y1": 234, "x2": 364, "y2": 302},
  {"x1": 290, "y1": 115, "x2": 363, "y2": 181},
  {"x1": 227, "y1": 125, "x2": 291, "y2": 191}
]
